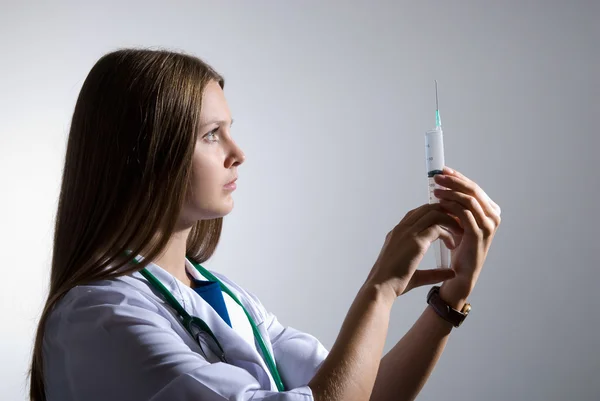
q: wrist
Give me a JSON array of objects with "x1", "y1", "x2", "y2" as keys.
[
  {"x1": 361, "y1": 279, "x2": 398, "y2": 308},
  {"x1": 439, "y1": 280, "x2": 474, "y2": 310},
  {"x1": 427, "y1": 285, "x2": 472, "y2": 328}
]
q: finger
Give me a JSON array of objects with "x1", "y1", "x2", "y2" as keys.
[
  {"x1": 439, "y1": 227, "x2": 459, "y2": 250},
  {"x1": 401, "y1": 203, "x2": 444, "y2": 227},
  {"x1": 438, "y1": 210, "x2": 464, "y2": 247},
  {"x1": 483, "y1": 192, "x2": 501, "y2": 217},
  {"x1": 412, "y1": 209, "x2": 464, "y2": 237},
  {"x1": 434, "y1": 188, "x2": 488, "y2": 230},
  {"x1": 442, "y1": 167, "x2": 501, "y2": 218},
  {"x1": 438, "y1": 199, "x2": 479, "y2": 236},
  {"x1": 409, "y1": 268, "x2": 456, "y2": 289},
  {"x1": 417, "y1": 218, "x2": 461, "y2": 250},
  {"x1": 418, "y1": 223, "x2": 460, "y2": 251},
  {"x1": 402, "y1": 208, "x2": 419, "y2": 226},
  {"x1": 453, "y1": 231, "x2": 463, "y2": 248},
  {"x1": 478, "y1": 187, "x2": 501, "y2": 216},
  {"x1": 443, "y1": 166, "x2": 466, "y2": 180},
  {"x1": 434, "y1": 173, "x2": 498, "y2": 218}
]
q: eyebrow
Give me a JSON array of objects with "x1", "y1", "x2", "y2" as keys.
[{"x1": 200, "y1": 118, "x2": 234, "y2": 127}]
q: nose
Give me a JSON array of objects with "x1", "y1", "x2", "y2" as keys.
[{"x1": 226, "y1": 140, "x2": 245, "y2": 167}]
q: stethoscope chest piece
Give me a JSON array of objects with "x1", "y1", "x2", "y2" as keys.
[{"x1": 184, "y1": 316, "x2": 228, "y2": 363}]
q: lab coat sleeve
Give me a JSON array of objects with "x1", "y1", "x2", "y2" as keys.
[
  {"x1": 243, "y1": 290, "x2": 330, "y2": 390},
  {"x1": 42, "y1": 284, "x2": 319, "y2": 401}
]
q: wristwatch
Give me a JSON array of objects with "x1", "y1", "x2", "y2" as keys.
[{"x1": 427, "y1": 286, "x2": 471, "y2": 327}]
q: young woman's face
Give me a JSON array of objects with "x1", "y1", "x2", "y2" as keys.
[{"x1": 179, "y1": 80, "x2": 245, "y2": 225}]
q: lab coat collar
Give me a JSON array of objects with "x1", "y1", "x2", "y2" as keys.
[
  {"x1": 131, "y1": 255, "x2": 275, "y2": 390},
  {"x1": 184, "y1": 258, "x2": 264, "y2": 332},
  {"x1": 185, "y1": 258, "x2": 208, "y2": 281}
]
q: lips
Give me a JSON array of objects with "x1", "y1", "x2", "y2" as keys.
[{"x1": 225, "y1": 177, "x2": 237, "y2": 186}]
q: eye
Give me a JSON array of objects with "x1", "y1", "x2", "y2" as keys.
[{"x1": 203, "y1": 127, "x2": 220, "y2": 143}]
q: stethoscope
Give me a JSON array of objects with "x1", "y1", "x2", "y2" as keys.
[{"x1": 129, "y1": 255, "x2": 285, "y2": 392}]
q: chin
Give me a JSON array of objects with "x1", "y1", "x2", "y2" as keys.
[
  {"x1": 213, "y1": 205, "x2": 234, "y2": 218},
  {"x1": 182, "y1": 194, "x2": 235, "y2": 222},
  {"x1": 219, "y1": 195, "x2": 235, "y2": 216},
  {"x1": 202, "y1": 199, "x2": 235, "y2": 220}
]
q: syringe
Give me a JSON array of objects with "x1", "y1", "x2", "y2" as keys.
[{"x1": 425, "y1": 80, "x2": 451, "y2": 269}]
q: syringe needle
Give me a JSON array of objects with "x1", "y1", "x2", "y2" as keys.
[
  {"x1": 435, "y1": 79, "x2": 439, "y2": 111},
  {"x1": 435, "y1": 80, "x2": 441, "y2": 128}
]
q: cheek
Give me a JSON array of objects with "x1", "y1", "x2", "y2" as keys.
[
  {"x1": 191, "y1": 165, "x2": 213, "y2": 193},
  {"x1": 181, "y1": 149, "x2": 234, "y2": 220},
  {"x1": 189, "y1": 153, "x2": 221, "y2": 200}
]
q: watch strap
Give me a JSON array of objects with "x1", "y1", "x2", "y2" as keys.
[{"x1": 427, "y1": 286, "x2": 471, "y2": 327}]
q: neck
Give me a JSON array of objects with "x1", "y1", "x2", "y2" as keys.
[{"x1": 150, "y1": 227, "x2": 193, "y2": 287}]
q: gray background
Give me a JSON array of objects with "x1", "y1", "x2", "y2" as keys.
[{"x1": 1, "y1": 1, "x2": 598, "y2": 400}]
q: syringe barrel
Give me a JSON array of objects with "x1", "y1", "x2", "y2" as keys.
[
  {"x1": 425, "y1": 126, "x2": 451, "y2": 269},
  {"x1": 425, "y1": 127, "x2": 445, "y2": 177}
]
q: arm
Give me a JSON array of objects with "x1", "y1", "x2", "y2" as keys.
[
  {"x1": 307, "y1": 281, "x2": 397, "y2": 401},
  {"x1": 241, "y1": 275, "x2": 395, "y2": 401},
  {"x1": 369, "y1": 286, "x2": 468, "y2": 401},
  {"x1": 369, "y1": 165, "x2": 502, "y2": 401}
]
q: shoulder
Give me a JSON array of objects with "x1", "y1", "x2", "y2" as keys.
[
  {"x1": 42, "y1": 276, "x2": 194, "y2": 400},
  {"x1": 52, "y1": 275, "x2": 151, "y2": 311},
  {"x1": 44, "y1": 275, "x2": 170, "y2": 342}
]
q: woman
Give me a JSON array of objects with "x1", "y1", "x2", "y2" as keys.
[{"x1": 29, "y1": 48, "x2": 501, "y2": 401}]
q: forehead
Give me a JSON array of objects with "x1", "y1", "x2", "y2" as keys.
[{"x1": 199, "y1": 80, "x2": 231, "y2": 125}]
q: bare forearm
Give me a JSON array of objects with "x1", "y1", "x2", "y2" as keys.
[
  {"x1": 370, "y1": 288, "x2": 468, "y2": 401},
  {"x1": 308, "y1": 282, "x2": 396, "y2": 401}
]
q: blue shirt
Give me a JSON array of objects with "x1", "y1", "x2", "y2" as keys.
[{"x1": 186, "y1": 272, "x2": 232, "y2": 327}]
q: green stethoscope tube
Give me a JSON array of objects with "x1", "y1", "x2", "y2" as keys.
[{"x1": 130, "y1": 256, "x2": 285, "y2": 392}]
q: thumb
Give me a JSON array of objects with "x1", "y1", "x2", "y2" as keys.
[{"x1": 410, "y1": 268, "x2": 456, "y2": 289}]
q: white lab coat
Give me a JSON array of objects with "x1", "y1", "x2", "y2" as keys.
[{"x1": 43, "y1": 258, "x2": 329, "y2": 401}]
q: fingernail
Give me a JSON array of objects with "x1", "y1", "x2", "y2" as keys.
[{"x1": 445, "y1": 166, "x2": 454, "y2": 174}]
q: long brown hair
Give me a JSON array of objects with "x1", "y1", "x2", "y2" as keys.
[{"x1": 29, "y1": 48, "x2": 225, "y2": 401}]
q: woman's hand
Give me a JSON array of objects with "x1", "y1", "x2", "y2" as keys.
[
  {"x1": 432, "y1": 166, "x2": 502, "y2": 307},
  {"x1": 365, "y1": 202, "x2": 465, "y2": 298}
]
